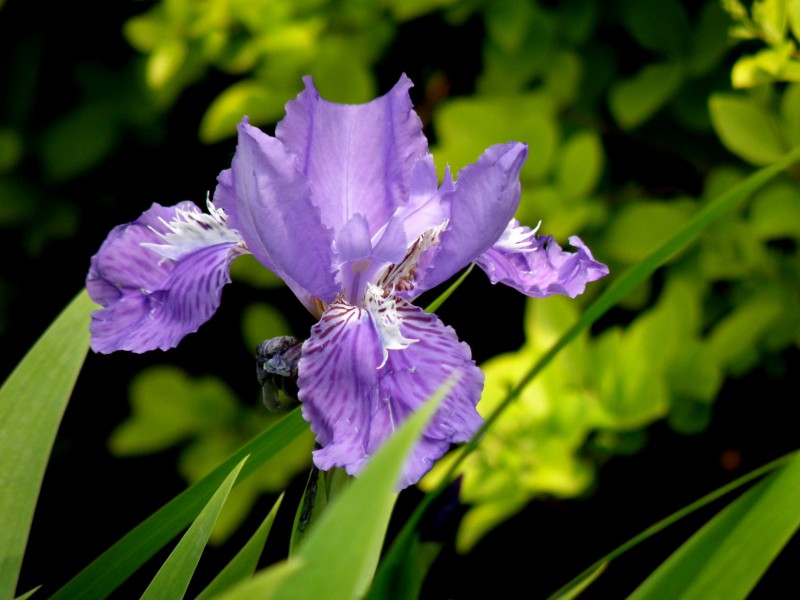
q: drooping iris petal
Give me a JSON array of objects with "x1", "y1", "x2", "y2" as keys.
[
  {"x1": 298, "y1": 295, "x2": 484, "y2": 489},
  {"x1": 476, "y1": 231, "x2": 609, "y2": 298},
  {"x1": 415, "y1": 142, "x2": 528, "y2": 296},
  {"x1": 276, "y1": 74, "x2": 430, "y2": 235},
  {"x1": 86, "y1": 202, "x2": 246, "y2": 353},
  {"x1": 215, "y1": 120, "x2": 339, "y2": 309}
]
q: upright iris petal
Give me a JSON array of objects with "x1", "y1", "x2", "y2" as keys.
[{"x1": 86, "y1": 74, "x2": 609, "y2": 488}]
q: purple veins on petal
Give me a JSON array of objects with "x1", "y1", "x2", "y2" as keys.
[
  {"x1": 297, "y1": 294, "x2": 483, "y2": 489},
  {"x1": 86, "y1": 202, "x2": 247, "y2": 353}
]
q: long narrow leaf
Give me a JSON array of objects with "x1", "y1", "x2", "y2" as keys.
[
  {"x1": 50, "y1": 407, "x2": 307, "y2": 600},
  {"x1": 376, "y1": 146, "x2": 800, "y2": 592},
  {"x1": 13, "y1": 586, "x2": 40, "y2": 600},
  {"x1": 0, "y1": 289, "x2": 93, "y2": 600},
  {"x1": 424, "y1": 264, "x2": 474, "y2": 313},
  {"x1": 216, "y1": 373, "x2": 461, "y2": 600},
  {"x1": 547, "y1": 450, "x2": 799, "y2": 599},
  {"x1": 195, "y1": 493, "x2": 284, "y2": 600},
  {"x1": 141, "y1": 457, "x2": 248, "y2": 600},
  {"x1": 629, "y1": 452, "x2": 800, "y2": 600}
]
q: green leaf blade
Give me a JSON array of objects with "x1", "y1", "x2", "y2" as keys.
[
  {"x1": 0, "y1": 290, "x2": 93, "y2": 600},
  {"x1": 50, "y1": 407, "x2": 308, "y2": 600},
  {"x1": 217, "y1": 374, "x2": 460, "y2": 600},
  {"x1": 629, "y1": 452, "x2": 800, "y2": 600},
  {"x1": 286, "y1": 374, "x2": 458, "y2": 599},
  {"x1": 141, "y1": 457, "x2": 248, "y2": 600},
  {"x1": 195, "y1": 493, "x2": 284, "y2": 600}
]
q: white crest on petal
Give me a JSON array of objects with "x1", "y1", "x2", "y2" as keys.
[
  {"x1": 142, "y1": 198, "x2": 245, "y2": 262},
  {"x1": 364, "y1": 283, "x2": 418, "y2": 368},
  {"x1": 376, "y1": 220, "x2": 448, "y2": 293},
  {"x1": 493, "y1": 218, "x2": 541, "y2": 253}
]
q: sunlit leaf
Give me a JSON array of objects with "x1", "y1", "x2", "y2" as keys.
[
  {"x1": 230, "y1": 254, "x2": 285, "y2": 289},
  {"x1": 310, "y1": 37, "x2": 376, "y2": 104},
  {"x1": 484, "y1": 0, "x2": 538, "y2": 54},
  {"x1": 555, "y1": 130, "x2": 603, "y2": 199},
  {"x1": 542, "y1": 51, "x2": 583, "y2": 105},
  {"x1": 0, "y1": 289, "x2": 92, "y2": 600},
  {"x1": 384, "y1": 0, "x2": 459, "y2": 21},
  {"x1": 109, "y1": 366, "x2": 239, "y2": 456},
  {"x1": 790, "y1": 0, "x2": 800, "y2": 40},
  {"x1": 752, "y1": 0, "x2": 788, "y2": 44},
  {"x1": 706, "y1": 292, "x2": 784, "y2": 373},
  {"x1": 200, "y1": 80, "x2": 296, "y2": 143},
  {"x1": 709, "y1": 93, "x2": 786, "y2": 165},
  {"x1": 147, "y1": 40, "x2": 188, "y2": 91},
  {"x1": 602, "y1": 200, "x2": 694, "y2": 264},
  {"x1": 433, "y1": 93, "x2": 559, "y2": 180},
  {"x1": 780, "y1": 82, "x2": 800, "y2": 147},
  {"x1": 141, "y1": 457, "x2": 247, "y2": 600},
  {"x1": 749, "y1": 180, "x2": 800, "y2": 239}
]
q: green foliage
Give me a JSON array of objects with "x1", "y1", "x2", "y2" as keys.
[
  {"x1": 629, "y1": 452, "x2": 800, "y2": 599},
  {"x1": 109, "y1": 366, "x2": 314, "y2": 543},
  {"x1": 141, "y1": 458, "x2": 247, "y2": 600},
  {"x1": 215, "y1": 375, "x2": 457, "y2": 600},
  {"x1": 724, "y1": 0, "x2": 800, "y2": 87},
  {"x1": 0, "y1": 290, "x2": 92, "y2": 599},
  {"x1": 709, "y1": 92, "x2": 787, "y2": 165},
  {"x1": 410, "y1": 0, "x2": 800, "y2": 553},
  {"x1": 123, "y1": 0, "x2": 410, "y2": 142},
  {"x1": 421, "y1": 146, "x2": 800, "y2": 551},
  {"x1": 549, "y1": 451, "x2": 800, "y2": 599},
  {"x1": 51, "y1": 408, "x2": 309, "y2": 600},
  {"x1": 609, "y1": 61, "x2": 684, "y2": 129},
  {"x1": 195, "y1": 493, "x2": 283, "y2": 600}
]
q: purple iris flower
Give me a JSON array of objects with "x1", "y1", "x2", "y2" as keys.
[{"x1": 86, "y1": 75, "x2": 608, "y2": 488}]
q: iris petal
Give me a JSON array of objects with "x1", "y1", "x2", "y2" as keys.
[
  {"x1": 297, "y1": 296, "x2": 483, "y2": 489},
  {"x1": 477, "y1": 228, "x2": 609, "y2": 298},
  {"x1": 416, "y1": 142, "x2": 528, "y2": 296},
  {"x1": 86, "y1": 202, "x2": 246, "y2": 353},
  {"x1": 276, "y1": 74, "x2": 430, "y2": 236},
  {"x1": 215, "y1": 120, "x2": 339, "y2": 309}
]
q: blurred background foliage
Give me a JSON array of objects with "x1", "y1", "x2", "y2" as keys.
[{"x1": 2, "y1": 0, "x2": 798, "y2": 592}]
